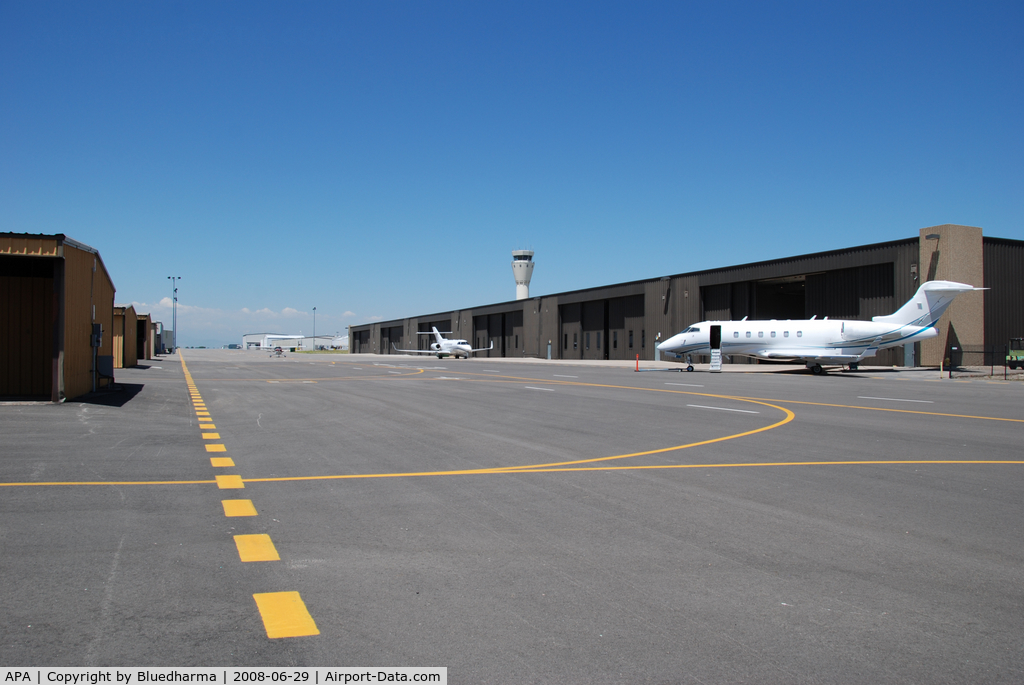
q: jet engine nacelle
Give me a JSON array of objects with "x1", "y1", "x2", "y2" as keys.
[{"x1": 430, "y1": 343, "x2": 441, "y2": 352}]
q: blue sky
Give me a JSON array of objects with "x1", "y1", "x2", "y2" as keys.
[{"x1": 2, "y1": 1, "x2": 1021, "y2": 346}]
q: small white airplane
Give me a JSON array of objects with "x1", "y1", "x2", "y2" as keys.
[
  {"x1": 657, "y1": 280, "x2": 984, "y2": 374},
  {"x1": 392, "y1": 327, "x2": 494, "y2": 359}
]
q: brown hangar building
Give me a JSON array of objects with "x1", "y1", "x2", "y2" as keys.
[
  {"x1": 1, "y1": 233, "x2": 117, "y2": 401},
  {"x1": 350, "y1": 224, "x2": 1024, "y2": 368}
]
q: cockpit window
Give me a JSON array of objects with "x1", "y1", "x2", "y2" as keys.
[{"x1": 683, "y1": 326, "x2": 700, "y2": 333}]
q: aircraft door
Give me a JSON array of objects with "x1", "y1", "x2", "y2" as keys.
[{"x1": 709, "y1": 324, "x2": 722, "y2": 373}]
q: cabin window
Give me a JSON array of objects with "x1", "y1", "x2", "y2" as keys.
[
  {"x1": 758, "y1": 331, "x2": 764, "y2": 338},
  {"x1": 771, "y1": 331, "x2": 776, "y2": 338},
  {"x1": 784, "y1": 331, "x2": 789, "y2": 338},
  {"x1": 745, "y1": 331, "x2": 751, "y2": 338},
  {"x1": 733, "y1": 331, "x2": 739, "y2": 338},
  {"x1": 797, "y1": 331, "x2": 803, "y2": 337}
]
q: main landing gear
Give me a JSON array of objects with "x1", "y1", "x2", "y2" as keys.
[{"x1": 807, "y1": 363, "x2": 825, "y2": 375}]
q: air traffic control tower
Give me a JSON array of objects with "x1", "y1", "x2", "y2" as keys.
[{"x1": 512, "y1": 250, "x2": 535, "y2": 300}]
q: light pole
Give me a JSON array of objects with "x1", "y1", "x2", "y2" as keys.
[
  {"x1": 167, "y1": 276, "x2": 180, "y2": 351},
  {"x1": 312, "y1": 307, "x2": 316, "y2": 351}
]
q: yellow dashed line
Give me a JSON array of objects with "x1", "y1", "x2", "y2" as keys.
[
  {"x1": 205, "y1": 444, "x2": 227, "y2": 452},
  {"x1": 216, "y1": 474, "x2": 244, "y2": 489},
  {"x1": 253, "y1": 592, "x2": 319, "y2": 638},
  {"x1": 223, "y1": 499, "x2": 258, "y2": 517},
  {"x1": 210, "y1": 457, "x2": 235, "y2": 467},
  {"x1": 234, "y1": 534, "x2": 280, "y2": 562}
]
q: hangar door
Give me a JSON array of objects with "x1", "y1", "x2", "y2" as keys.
[
  {"x1": 471, "y1": 310, "x2": 523, "y2": 357},
  {"x1": 0, "y1": 256, "x2": 55, "y2": 398}
]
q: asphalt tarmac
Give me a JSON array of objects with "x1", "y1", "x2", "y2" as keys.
[{"x1": 2, "y1": 350, "x2": 1023, "y2": 683}]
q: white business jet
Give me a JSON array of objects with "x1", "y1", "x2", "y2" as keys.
[
  {"x1": 657, "y1": 280, "x2": 984, "y2": 374},
  {"x1": 392, "y1": 327, "x2": 494, "y2": 359}
]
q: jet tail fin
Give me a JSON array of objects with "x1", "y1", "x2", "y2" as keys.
[{"x1": 872, "y1": 280, "x2": 984, "y2": 327}]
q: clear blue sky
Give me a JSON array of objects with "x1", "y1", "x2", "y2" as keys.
[{"x1": 2, "y1": 1, "x2": 1021, "y2": 346}]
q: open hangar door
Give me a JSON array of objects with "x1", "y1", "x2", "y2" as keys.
[
  {"x1": 0, "y1": 255, "x2": 56, "y2": 398},
  {"x1": 701, "y1": 264, "x2": 901, "y2": 366}
]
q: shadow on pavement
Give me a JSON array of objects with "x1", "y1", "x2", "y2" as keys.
[{"x1": 68, "y1": 383, "x2": 145, "y2": 407}]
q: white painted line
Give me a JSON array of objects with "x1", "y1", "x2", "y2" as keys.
[
  {"x1": 481, "y1": 370, "x2": 501, "y2": 373},
  {"x1": 524, "y1": 386, "x2": 555, "y2": 392},
  {"x1": 267, "y1": 381, "x2": 280, "y2": 384},
  {"x1": 302, "y1": 381, "x2": 316, "y2": 384},
  {"x1": 553, "y1": 374, "x2": 578, "y2": 378},
  {"x1": 687, "y1": 404, "x2": 759, "y2": 414},
  {"x1": 858, "y1": 396, "x2": 934, "y2": 403},
  {"x1": 388, "y1": 371, "x2": 402, "y2": 375},
  {"x1": 666, "y1": 383, "x2": 704, "y2": 387}
]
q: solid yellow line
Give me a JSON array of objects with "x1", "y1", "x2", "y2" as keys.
[
  {"x1": 725, "y1": 395, "x2": 1024, "y2": 423},
  {"x1": 448, "y1": 373, "x2": 1024, "y2": 424},
  {"x1": 482, "y1": 459, "x2": 1024, "y2": 474},
  {"x1": 0, "y1": 479, "x2": 216, "y2": 487},
  {"x1": 239, "y1": 460, "x2": 1024, "y2": 483},
  {"x1": 253, "y1": 591, "x2": 319, "y2": 638},
  {"x1": 3, "y1": 459, "x2": 1021, "y2": 489},
  {"x1": 498, "y1": 397, "x2": 794, "y2": 470},
  {"x1": 234, "y1": 534, "x2": 280, "y2": 562}
]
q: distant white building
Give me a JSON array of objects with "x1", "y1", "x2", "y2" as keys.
[
  {"x1": 242, "y1": 333, "x2": 343, "y2": 350},
  {"x1": 302, "y1": 335, "x2": 335, "y2": 350},
  {"x1": 242, "y1": 333, "x2": 304, "y2": 350}
]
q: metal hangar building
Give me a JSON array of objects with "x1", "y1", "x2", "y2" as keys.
[{"x1": 349, "y1": 224, "x2": 1024, "y2": 367}]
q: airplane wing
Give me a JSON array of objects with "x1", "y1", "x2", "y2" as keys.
[
  {"x1": 391, "y1": 343, "x2": 436, "y2": 354},
  {"x1": 469, "y1": 341, "x2": 494, "y2": 353}
]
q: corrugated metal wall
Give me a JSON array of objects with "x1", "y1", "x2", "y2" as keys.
[
  {"x1": 984, "y1": 238, "x2": 1024, "y2": 357},
  {"x1": 112, "y1": 306, "x2": 138, "y2": 368},
  {"x1": 64, "y1": 244, "x2": 115, "y2": 399}
]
